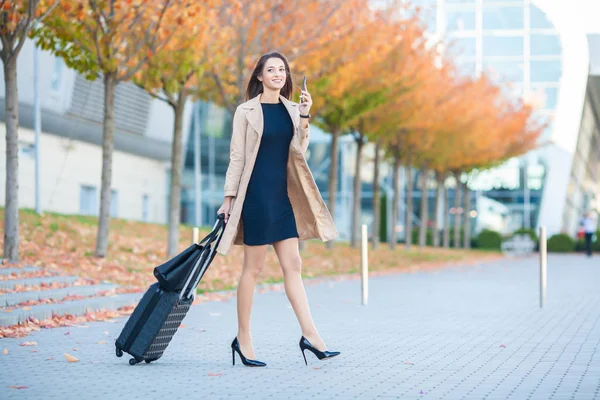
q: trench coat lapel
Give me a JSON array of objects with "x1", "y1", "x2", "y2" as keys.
[
  {"x1": 279, "y1": 95, "x2": 300, "y2": 132},
  {"x1": 241, "y1": 95, "x2": 263, "y2": 137}
]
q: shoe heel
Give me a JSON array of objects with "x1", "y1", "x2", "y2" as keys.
[
  {"x1": 232, "y1": 348, "x2": 235, "y2": 366},
  {"x1": 301, "y1": 349, "x2": 308, "y2": 366}
]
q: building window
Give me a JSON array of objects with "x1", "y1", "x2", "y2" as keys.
[
  {"x1": 530, "y1": 5, "x2": 554, "y2": 30},
  {"x1": 446, "y1": 9, "x2": 476, "y2": 31},
  {"x1": 483, "y1": 6, "x2": 524, "y2": 30},
  {"x1": 50, "y1": 59, "x2": 64, "y2": 92},
  {"x1": 530, "y1": 60, "x2": 561, "y2": 83},
  {"x1": 80, "y1": 185, "x2": 97, "y2": 216},
  {"x1": 482, "y1": 35, "x2": 524, "y2": 57},
  {"x1": 142, "y1": 194, "x2": 150, "y2": 222},
  {"x1": 110, "y1": 189, "x2": 119, "y2": 218},
  {"x1": 530, "y1": 34, "x2": 561, "y2": 56},
  {"x1": 483, "y1": 59, "x2": 524, "y2": 84},
  {"x1": 447, "y1": 37, "x2": 477, "y2": 58},
  {"x1": 455, "y1": 60, "x2": 477, "y2": 78}
]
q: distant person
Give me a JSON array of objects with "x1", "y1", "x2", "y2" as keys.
[{"x1": 580, "y1": 212, "x2": 597, "y2": 257}]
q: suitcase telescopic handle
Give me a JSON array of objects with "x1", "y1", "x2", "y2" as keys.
[{"x1": 179, "y1": 215, "x2": 226, "y2": 300}]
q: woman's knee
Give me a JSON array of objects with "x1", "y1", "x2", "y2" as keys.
[
  {"x1": 242, "y1": 246, "x2": 267, "y2": 279},
  {"x1": 281, "y1": 254, "x2": 302, "y2": 275}
]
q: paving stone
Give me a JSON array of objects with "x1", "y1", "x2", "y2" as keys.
[{"x1": 0, "y1": 254, "x2": 599, "y2": 399}]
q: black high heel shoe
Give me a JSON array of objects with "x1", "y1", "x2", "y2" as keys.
[
  {"x1": 231, "y1": 337, "x2": 266, "y2": 367},
  {"x1": 299, "y1": 336, "x2": 340, "y2": 365}
]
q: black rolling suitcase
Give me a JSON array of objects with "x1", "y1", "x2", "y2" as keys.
[{"x1": 115, "y1": 215, "x2": 225, "y2": 365}]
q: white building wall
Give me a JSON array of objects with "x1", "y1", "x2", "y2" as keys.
[{"x1": 0, "y1": 124, "x2": 168, "y2": 224}]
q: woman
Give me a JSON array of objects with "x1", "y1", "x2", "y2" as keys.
[{"x1": 216, "y1": 52, "x2": 340, "y2": 367}]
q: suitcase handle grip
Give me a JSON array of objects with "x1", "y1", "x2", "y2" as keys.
[{"x1": 180, "y1": 216, "x2": 226, "y2": 300}]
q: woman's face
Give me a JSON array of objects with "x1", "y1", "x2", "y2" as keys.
[{"x1": 258, "y1": 57, "x2": 286, "y2": 92}]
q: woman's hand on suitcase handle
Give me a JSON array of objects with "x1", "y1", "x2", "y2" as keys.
[{"x1": 218, "y1": 197, "x2": 234, "y2": 223}]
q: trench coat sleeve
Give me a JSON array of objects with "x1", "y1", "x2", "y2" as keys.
[
  {"x1": 223, "y1": 106, "x2": 246, "y2": 197},
  {"x1": 299, "y1": 123, "x2": 310, "y2": 154}
]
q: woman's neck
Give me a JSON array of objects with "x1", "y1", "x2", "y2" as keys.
[{"x1": 260, "y1": 90, "x2": 280, "y2": 104}]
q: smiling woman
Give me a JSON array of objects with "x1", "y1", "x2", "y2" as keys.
[{"x1": 215, "y1": 51, "x2": 340, "y2": 369}]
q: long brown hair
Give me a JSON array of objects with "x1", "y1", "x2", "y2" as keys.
[{"x1": 246, "y1": 52, "x2": 293, "y2": 101}]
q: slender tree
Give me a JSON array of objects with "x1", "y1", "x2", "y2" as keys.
[
  {"x1": 1, "y1": 0, "x2": 58, "y2": 261},
  {"x1": 36, "y1": 0, "x2": 185, "y2": 257}
]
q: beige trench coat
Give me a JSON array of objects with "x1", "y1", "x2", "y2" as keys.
[{"x1": 216, "y1": 94, "x2": 338, "y2": 255}]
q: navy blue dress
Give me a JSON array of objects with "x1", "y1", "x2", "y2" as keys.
[{"x1": 241, "y1": 102, "x2": 299, "y2": 246}]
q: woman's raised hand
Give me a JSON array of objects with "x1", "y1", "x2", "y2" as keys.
[{"x1": 299, "y1": 89, "x2": 312, "y2": 115}]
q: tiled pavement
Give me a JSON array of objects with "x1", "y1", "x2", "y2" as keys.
[{"x1": 0, "y1": 254, "x2": 599, "y2": 399}]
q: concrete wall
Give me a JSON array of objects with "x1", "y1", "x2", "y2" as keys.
[{"x1": 0, "y1": 124, "x2": 168, "y2": 224}]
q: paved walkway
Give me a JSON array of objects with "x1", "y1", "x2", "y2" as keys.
[{"x1": 1, "y1": 254, "x2": 599, "y2": 399}]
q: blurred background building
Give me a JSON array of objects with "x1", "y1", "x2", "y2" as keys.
[
  {"x1": 1, "y1": 0, "x2": 599, "y2": 242},
  {"x1": 410, "y1": 0, "x2": 600, "y2": 237}
]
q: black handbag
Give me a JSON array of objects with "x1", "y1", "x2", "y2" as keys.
[{"x1": 153, "y1": 214, "x2": 225, "y2": 293}]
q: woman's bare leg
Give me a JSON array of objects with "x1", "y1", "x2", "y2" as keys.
[
  {"x1": 236, "y1": 244, "x2": 268, "y2": 359},
  {"x1": 273, "y1": 238, "x2": 327, "y2": 351}
]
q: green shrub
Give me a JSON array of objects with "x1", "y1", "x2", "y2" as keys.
[
  {"x1": 547, "y1": 233, "x2": 575, "y2": 252},
  {"x1": 512, "y1": 228, "x2": 538, "y2": 244},
  {"x1": 411, "y1": 228, "x2": 434, "y2": 246},
  {"x1": 475, "y1": 229, "x2": 503, "y2": 250}
]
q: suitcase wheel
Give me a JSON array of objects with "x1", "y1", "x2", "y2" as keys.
[
  {"x1": 116, "y1": 348, "x2": 123, "y2": 358},
  {"x1": 129, "y1": 358, "x2": 141, "y2": 366},
  {"x1": 145, "y1": 360, "x2": 152, "y2": 364}
]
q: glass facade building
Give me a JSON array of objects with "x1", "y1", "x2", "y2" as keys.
[{"x1": 408, "y1": 0, "x2": 600, "y2": 235}]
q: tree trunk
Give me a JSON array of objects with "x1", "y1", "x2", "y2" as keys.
[
  {"x1": 453, "y1": 175, "x2": 462, "y2": 248},
  {"x1": 3, "y1": 56, "x2": 19, "y2": 261},
  {"x1": 463, "y1": 182, "x2": 471, "y2": 249},
  {"x1": 371, "y1": 139, "x2": 381, "y2": 249},
  {"x1": 405, "y1": 163, "x2": 413, "y2": 250},
  {"x1": 418, "y1": 166, "x2": 429, "y2": 247},
  {"x1": 390, "y1": 154, "x2": 401, "y2": 250},
  {"x1": 95, "y1": 72, "x2": 118, "y2": 257},
  {"x1": 350, "y1": 136, "x2": 364, "y2": 248},
  {"x1": 326, "y1": 128, "x2": 340, "y2": 249},
  {"x1": 433, "y1": 171, "x2": 443, "y2": 248},
  {"x1": 442, "y1": 175, "x2": 450, "y2": 248},
  {"x1": 167, "y1": 91, "x2": 188, "y2": 257}
]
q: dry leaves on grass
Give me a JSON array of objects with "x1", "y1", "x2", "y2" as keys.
[{"x1": 1, "y1": 209, "x2": 500, "y2": 295}]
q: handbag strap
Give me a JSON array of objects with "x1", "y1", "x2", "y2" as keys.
[{"x1": 197, "y1": 213, "x2": 226, "y2": 247}]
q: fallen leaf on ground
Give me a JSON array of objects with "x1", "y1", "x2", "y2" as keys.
[
  {"x1": 179, "y1": 324, "x2": 186, "y2": 329},
  {"x1": 500, "y1": 344, "x2": 507, "y2": 348},
  {"x1": 10, "y1": 386, "x2": 28, "y2": 389},
  {"x1": 22, "y1": 306, "x2": 31, "y2": 311},
  {"x1": 64, "y1": 353, "x2": 79, "y2": 362},
  {"x1": 208, "y1": 372, "x2": 222, "y2": 377},
  {"x1": 19, "y1": 341, "x2": 37, "y2": 346},
  {"x1": 64, "y1": 332, "x2": 70, "y2": 335},
  {"x1": 46, "y1": 357, "x2": 54, "y2": 361},
  {"x1": 72, "y1": 348, "x2": 78, "y2": 351},
  {"x1": 404, "y1": 361, "x2": 414, "y2": 365},
  {"x1": 2, "y1": 348, "x2": 8, "y2": 355},
  {"x1": 312, "y1": 367, "x2": 321, "y2": 370},
  {"x1": 96, "y1": 340, "x2": 106, "y2": 345},
  {"x1": 30, "y1": 349, "x2": 37, "y2": 353}
]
